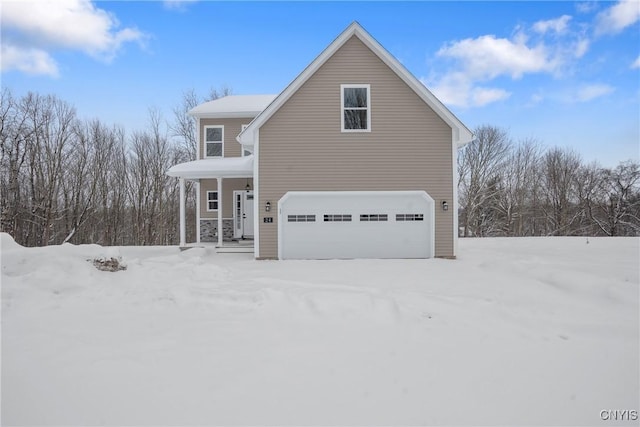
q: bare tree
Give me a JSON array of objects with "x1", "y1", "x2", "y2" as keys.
[
  {"x1": 595, "y1": 161, "x2": 640, "y2": 236},
  {"x1": 540, "y1": 148, "x2": 582, "y2": 235},
  {"x1": 494, "y1": 138, "x2": 543, "y2": 236},
  {"x1": 458, "y1": 125, "x2": 510, "y2": 236}
]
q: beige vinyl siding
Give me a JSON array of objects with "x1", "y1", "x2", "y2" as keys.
[
  {"x1": 258, "y1": 35, "x2": 454, "y2": 258},
  {"x1": 200, "y1": 118, "x2": 252, "y2": 159},
  {"x1": 200, "y1": 178, "x2": 252, "y2": 219}
]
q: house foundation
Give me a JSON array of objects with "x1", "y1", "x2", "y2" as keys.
[{"x1": 200, "y1": 219, "x2": 234, "y2": 242}]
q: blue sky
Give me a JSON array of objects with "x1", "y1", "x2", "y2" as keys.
[{"x1": 1, "y1": 0, "x2": 638, "y2": 167}]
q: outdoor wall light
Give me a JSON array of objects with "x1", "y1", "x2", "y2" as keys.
[
  {"x1": 245, "y1": 181, "x2": 251, "y2": 191},
  {"x1": 265, "y1": 201, "x2": 271, "y2": 212},
  {"x1": 442, "y1": 201, "x2": 449, "y2": 211}
]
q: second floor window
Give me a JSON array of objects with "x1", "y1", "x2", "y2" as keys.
[
  {"x1": 341, "y1": 84, "x2": 370, "y2": 132},
  {"x1": 205, "y1": 126, "x2": 224, "y2": 157}
]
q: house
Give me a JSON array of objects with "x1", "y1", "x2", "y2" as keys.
[{"x1": 167, "y1": 22, "x2": 473, "y2": 260}]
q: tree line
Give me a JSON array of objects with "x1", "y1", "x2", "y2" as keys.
[
  {"x1": 1, "y1": 88, "x2": 638, "y2": 247},
  {"x1": 458, "y1": 126, "x2": 640, "y2": 237},
  {"x1": 0, "y1": 87, "x2": 228, "y2": 247}
]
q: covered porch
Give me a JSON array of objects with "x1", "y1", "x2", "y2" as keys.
[{"x1": 167, "y1": 156, "x2": 254, "y2": 251}]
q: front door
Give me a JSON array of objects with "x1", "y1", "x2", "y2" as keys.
[{"x1": 233, "y1": 190, "x2": 254, "y2": 239}]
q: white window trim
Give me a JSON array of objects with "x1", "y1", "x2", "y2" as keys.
[
  {"x1": 204, "y1": 125, "x2": 224, "y2": 158},
  {"x1": 206, "y1": 191, "x2": 219, "y2": 212},
  {"x1": 341, "y1": 84, "x2": 371, "y2": 133}
]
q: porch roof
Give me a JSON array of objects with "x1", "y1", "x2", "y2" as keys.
[{"x1": 166, "y1": 155, "x2": 254, "y2": 179}]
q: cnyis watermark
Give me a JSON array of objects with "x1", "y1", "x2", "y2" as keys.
[{"x1": 600, "y1": 409, "x2": 638, "y2": 421}]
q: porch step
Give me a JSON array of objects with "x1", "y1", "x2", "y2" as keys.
[{"x1": 216, "y1": 246, "x2": 254, "y2": 253}]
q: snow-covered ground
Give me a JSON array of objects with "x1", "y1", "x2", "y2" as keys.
[{"x1": 1, "y1": 234, "x2": 638, "y2": 426}]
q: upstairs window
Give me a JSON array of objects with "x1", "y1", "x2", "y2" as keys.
[
  {"x1": 341, "y1": 84, "x2": 371, "y2": 132},
  {"x1": 204, "y1": 126, "x2": 224, "y2": 157}
]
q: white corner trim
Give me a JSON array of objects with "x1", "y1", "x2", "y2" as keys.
[
  {"x1": 452, "y1": 133, "x2": 459, "y2": 258},
  {"x1": 253, "y1": 130, "x2": 260, "y2": 259},
  {"x1": 196, "y1": 118, "x2": 201, "y2": 160}
]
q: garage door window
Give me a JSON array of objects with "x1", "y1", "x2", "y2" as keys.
[
  {"x1": 360, "y1": 214, "x2": 388, "y2": 222},
  {"x1": 324, "y1": 214, "x2": 352, "y2": 222},
  {"x1": 396, "y1": 214, "x2": 424, "y2": 221},
  {"x1": 288, "y1": 215, "x2": 316, "y2": 222}
]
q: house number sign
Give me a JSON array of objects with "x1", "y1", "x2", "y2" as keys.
[{"x1": 263, "y1": 217, "x2": 274, "y2": 223}]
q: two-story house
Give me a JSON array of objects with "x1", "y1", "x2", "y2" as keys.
[{"x1": 167, "y1": 22, "x2": 473, "y2": 259}]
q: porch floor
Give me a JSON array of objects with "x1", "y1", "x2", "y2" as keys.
[{"x1": 180, "y1": 239, "x2": 254, "y2": 253}]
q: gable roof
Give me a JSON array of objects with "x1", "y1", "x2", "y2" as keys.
[
  {"x1": 237, "y1": 22, "x2": 473, "y2": 147},
  {"x1": 189, "y1": 94, "x2": 277, "y2": 119}
]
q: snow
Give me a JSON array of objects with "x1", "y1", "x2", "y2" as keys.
[
  {"x1": 188, "y1": 95, "x2": 277, "y2": 118},
  {"x1": 2, "y1": 234, "x2": 638, "y2": 425},
  {"x1": 166, "y1": 155, "x2": 253, "y2": 179}
]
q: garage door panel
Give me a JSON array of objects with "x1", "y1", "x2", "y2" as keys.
[{"x1": 279, "y1": 191, "x2": 434, "y2": 260}]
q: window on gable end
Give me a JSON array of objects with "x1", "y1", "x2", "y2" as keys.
[
  {"x1": 341, "y1": 84, "x2": 371, "y2": 132},
  {"x1": 204, "y1": 126, "x2": 224, "y2": 157}
]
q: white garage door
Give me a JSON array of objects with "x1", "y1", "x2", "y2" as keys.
[{"x1": 278, "y1": 191, "x2": 434, "y2": 260}]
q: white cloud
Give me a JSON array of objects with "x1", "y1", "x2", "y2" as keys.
[
  {"x1": 423, "y1": 72, "x2": 511, "y2": 108},
  {"x1": 631, "y1": 56, "x2": 640, "y2": 69},
  {"x1": 436, "y1": 34, "x2": 556, "y2": 80},
  {"x1": 576, "y1": 2, "x2": 598, "y2": 14},
  {"x1": 576, "y1": 84, "x2": 615, "y2": 101},
  {"x1": 0, "y1": 44, "x2": 59, "y2": 77},
  {"x1": 595, "y1": 0, "x2": 640, "y2": 35},
  {"x1": 425, "y1": 12, "x2": 599, "y2": 109},
  {"x1": 0, "y1": 0, "x2": 146, "y2": 76},
  {"x1": 163, "y1": 0, "x2": 199, "y2": 11},
  {"x1": 573, "y1": 38, "x2": 590, "y2": 58},
  {"x1": 533, "y1": 15, "x2": 572, "y2": 34},
  {"x1": 471, "y1": 87, "x2": 512, "y2": 107}
]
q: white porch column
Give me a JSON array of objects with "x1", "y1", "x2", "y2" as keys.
[
  {"x1": 179, "y1": 177, "x2": 186, "y2": 247},
  {"x1": 217, "y1": 177, "x2": 223, "y2": 247},
  {"x1": 195, "y1": 181, "x2": 201, "y2": 243}
]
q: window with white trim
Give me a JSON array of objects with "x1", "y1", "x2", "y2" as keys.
[
  {"x1": 206, "y1": 191, "x2": 218, "y2": 211},
  {"x1": 204, "y1": 126, "x2": 223, "y2": 157},
  {"x1": 341, "y1": 84, "x2": 371, "y2": 132},
  {"x1": 241, "y1": 124, "x2": 251, "y2": 156},
  {"x1": 288, "y1": 215, "x2": 316, "y2": 222},
  {"x1": 360, "y1": 214, "x2": 388, "y2": 222},
  {"x1": 324, "y1": 214, "x2": 352, "y2": 222},
  {"x1": 396, "y1": 214, "x2": 424, "y2": 221}
]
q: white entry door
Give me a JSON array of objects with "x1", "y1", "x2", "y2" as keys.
[
  {"x1": 279, "y1": 191, "x2": 434, "y2": 259},
  {"x1": 234, "y1": 190, "x2": 254, "y2": 239}
]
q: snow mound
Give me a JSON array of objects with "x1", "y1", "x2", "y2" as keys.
[{"x1": 1, "y1": 232, "x2": 23, "y2": 252}]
